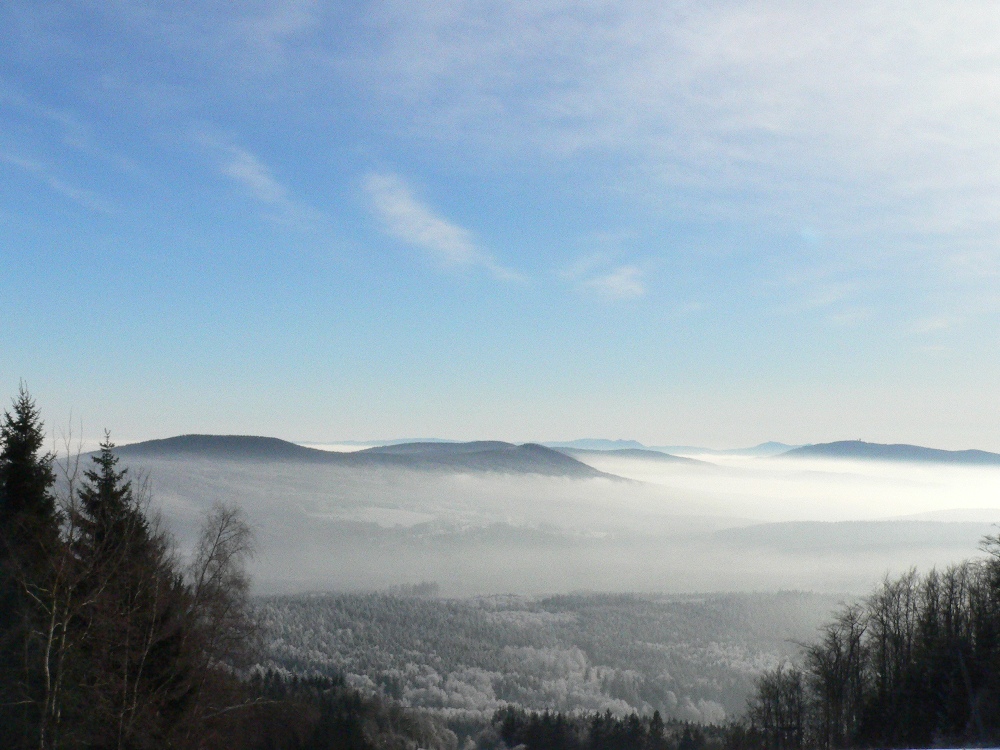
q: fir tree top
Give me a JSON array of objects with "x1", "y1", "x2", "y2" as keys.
[
  {"x1": 77, "y1": 433, "x2": 152, "y2": 557},
  {"x1": 0, "y1": 384, "x2": 55, "y2": 526},
  {"x1": 79, "y1": 432, "x2": 132, "y2": 523}
]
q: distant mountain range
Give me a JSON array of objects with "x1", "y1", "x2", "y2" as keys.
[
  {"x1": 780, "y1": 440, "x2": 1000, "y2": 465},
  {"x1": 543, "y1": 439, "x2": 648, "y2": 451},
  {"x1": 306, "y1": 438, "x2": 461, "y2": 448},
  {"x1": 115, "y1": 435, "x2": 1000, "y2": 476},
  {"x1": 556, "y1": 447, "x2": 704, "y2": 465},
  {"x1": 543, "y1": 439, "x2": 799, "y2": 457},
  {"x1": 295, "y1": 437, "x2": 798, "y2": 457},
  {"x1": 115, "y1": 435, "x2": 618, "y2": 479},
  {"x1": 655, "y1": 441, "x2": 799, "y2": 457}
]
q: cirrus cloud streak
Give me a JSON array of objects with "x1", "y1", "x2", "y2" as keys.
[{"x1": 364, "y1": 173, "x2": 522, "y2": 281}]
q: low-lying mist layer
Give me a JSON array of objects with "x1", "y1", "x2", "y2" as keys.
[{"x1": 120, "y1": 450, "x2": 1000, "y2": 596}]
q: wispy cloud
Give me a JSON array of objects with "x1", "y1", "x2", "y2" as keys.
[
  {"x1": 62, "y1": 2, "x2": 1000, "y2": 267},
  {"x1": 0, "y1": 87, "x2": 141, "y2": 176},
  {"x1": 364, "y1": 173, "x2": 521, "y2": 281},
  {"x1": 221, "y1": 146, "x2": 288, "y2": 204},
  {"x1": 582, "y1": 265, "x2": 646, "y2": 300},
  {"x1": 0, "y1": 150, "x2": 113, "y2": 214},
  {"x1": 198, "y1": 134, "x2": 322, "y2": 230},
  {"x1": 344, "y1": 1, "x2": 1000, "y2": 262},
  {"x1": 561, "y1": 253, "x2": 646, "y2": 300}
]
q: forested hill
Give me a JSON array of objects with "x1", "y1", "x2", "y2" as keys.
[
  {"x1": 116, "y1": 435, "x2": 619, "y2": 478},
  {"x1": 117, "y1": 434, "x2": 327, "y2": 461},
  {"x1": 779, "y1": 439, "x2": 1000, "y2": 464}
]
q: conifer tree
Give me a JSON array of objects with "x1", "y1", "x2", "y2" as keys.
[
  {"x1": 75, "y1": 433, "x2": 148, "y2": 566},
  {"x1": 72, "y1": 435, "x2": 191, "y2": 748},
  {"x1": 0, "y1": 384, "x2": 57, "y2": 558},
  {"x1": 0, "y1": 385, "x2": 58, "y2": 747}
]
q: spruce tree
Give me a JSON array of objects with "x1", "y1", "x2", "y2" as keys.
[
  {"x1": 73, "y1": 435, "x2": 193, "y2": 747},
  {"x1": 0, "y1": 384, "x2": 57, "y2": 557},
  {"x1": 0, "y1": 385, "x2": 58, "y2": 747},
  {"x1": 76, "y1": 432, "x2": 147, "y2": 561}
]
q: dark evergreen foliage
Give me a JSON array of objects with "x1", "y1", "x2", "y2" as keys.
[
  {"x1": 0, "y1": 385, "x2": 59, "y2": 747},
  {"x1": 490, "y1": 705, "x2": 721, "y2": 750},
  {"x1": 76, "y1": 433, "x2": 141, "y2": 555},
  {"x1": 0, "y1": 385, "x2": 56, "y2": 539},
  {"x1": 246, "y1": 671, "x2": 458, "y2": 750},
  {"x1": 0, "y1": 390, "x2": 259, "y2": 749},
  {"x1": 69, "y1": 437, "x2": 199, "y2": 747}
]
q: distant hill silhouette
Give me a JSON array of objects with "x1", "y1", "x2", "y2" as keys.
[
  {"x1": 361, "y1": 441, "x2": 515, "y2": 456},
  {"x1": 116, "y1": 434, "x2": 328, "y2": 461},
  {"x1": 115, "y1": 435, "x2": 618, "y2": 478},
  {"x1": 316, "y1": 438, "x2": 459, "y2": 448},
  {"x1": 355, "y1": 441, "x2": 619, "y2": 477},
  {"x1": 543, "y1": 439, "x2": 648, "y2": 451},
  {"x1": 557, "y1": 447, "x2": 705, "y2": 465},
  {"x1": 779, "y1": 440, "x2": 1000, "y2": 465},
  {"x1": 543, "y1": 439, "x2": 800, "y2": 457},
  {"x1": 656, "y1": 441, "x2": 799, "y2": 457}
]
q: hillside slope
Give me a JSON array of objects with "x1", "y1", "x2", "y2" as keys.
[{"x1": 116, "y1": 435, "x2": 619, "y2": 478}]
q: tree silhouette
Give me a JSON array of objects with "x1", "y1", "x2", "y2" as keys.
[{"x1": 0, "y1": 385, "x2": 59, "y2": 747}]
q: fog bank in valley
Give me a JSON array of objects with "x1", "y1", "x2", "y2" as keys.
[{"x1": 118, "y1": 449, "x2": 1000, "y2": 596}]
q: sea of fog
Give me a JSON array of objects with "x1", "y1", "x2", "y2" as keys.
[{"x1": 119, "y1": 452, "x2": 1000, "y2": 596}]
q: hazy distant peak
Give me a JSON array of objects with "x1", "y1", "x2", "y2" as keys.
[
  {"x1": 779, "y1": 440, "x2": 1000, "y2": 464},
  {"x1": 557, "y1": 447, "x2": 705, "y2": 465},
  {"x1": 544, "y1": 439, "x2": 800, "y2": 457},
  {"x1": 751, "y1": 441, "x2": 798, "y2": 453},
  {"x1": 543, "y1": 439, "x2": 648, "y2": 451},
  {"x1": 655, "y1": 442, "x2": 800, "y2": 457}
]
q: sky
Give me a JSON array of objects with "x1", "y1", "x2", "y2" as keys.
[{"x1": 3, "y1": 1, "x2": 1000, "y2": 449}]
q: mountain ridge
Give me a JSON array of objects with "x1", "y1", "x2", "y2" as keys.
[
  {"x1": 779, "y1": 440, "x2": 1000, "y2": 465},
  {"x1": 114, "y1": 434, "x2": 621, "y2": 479},
  {"x1": 543, "y1": 439, "x2": 648, "y2": 451},
  {"x1": 656, "y1": 441, "x2": 799, "y2": 457},
  {"x1": 556, "y1": 447, "x2": 705, "y2": 465}
]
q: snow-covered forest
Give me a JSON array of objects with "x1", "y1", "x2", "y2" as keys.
[{"x1": 258, "y1": 590, "x2": 840, "y2": 722}]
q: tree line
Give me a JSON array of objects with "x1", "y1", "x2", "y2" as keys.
[
  {"x1": 738, "y1": 541, "x2": 1000, "y2": 748},
  {"x1": 486, "y1": 705, "x2": 727, "y2": 750},
  {"x1": 0, "y1": 386, "x2": 264, "y2": 747},
  {"x1": 0, "y1": 388, "x2": 462, "y2": 749}
]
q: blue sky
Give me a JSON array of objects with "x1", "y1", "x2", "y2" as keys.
[{"x1": 3, "y1": 1, "x2": 1000, "y2": 449}]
